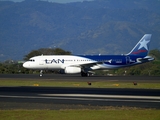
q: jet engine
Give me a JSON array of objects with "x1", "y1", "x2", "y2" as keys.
[{"x1": 64, "y1": 67, "x2": 81, "y2": 74}]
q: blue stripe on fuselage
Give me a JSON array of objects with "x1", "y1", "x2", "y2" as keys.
[
  {"x1": 75, "y1": 55, "x2": 141, "y2": 65},
  {"x1": 75, "y1": 55, "x2": 129, "y2": 65}
]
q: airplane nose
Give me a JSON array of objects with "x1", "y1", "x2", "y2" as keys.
[{"x1": 23, "y1": 62, "x2": 30, "y2": 68}]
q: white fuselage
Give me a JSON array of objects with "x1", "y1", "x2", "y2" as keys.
[{"x1": 23, "y1": 55, "x2": 103, "y2": 70}]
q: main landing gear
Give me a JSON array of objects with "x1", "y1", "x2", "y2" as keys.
[{"x1": 81, "y1": 71, "x2": 90, "y2": 77}]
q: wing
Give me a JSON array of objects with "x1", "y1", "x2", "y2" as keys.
[{"x1": 63, "y1": 60, "x2": 110, "y2": 69}]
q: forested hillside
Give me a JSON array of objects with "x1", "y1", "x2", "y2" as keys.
[{"x1": 0, "y1": 0, "x2": 160, "y2": 61}]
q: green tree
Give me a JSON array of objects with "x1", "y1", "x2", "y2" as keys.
[
  {"x1": 149, "y1": 49, "x2": 160, "y2": 60},
  {"x1": 22, "y1": 48, "x2": 72, "y2": 74},
  {"x1": 24, "y1": 50, "x2": 41, "y2": 61},
  {"x1": 24, "y1": 48, "x2": 71, "y2": 60}
]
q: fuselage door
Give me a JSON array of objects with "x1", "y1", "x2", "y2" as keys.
[
  {"x1": 39, "y1": 58, "x2": 48, "y2": 69},
  {"x1": 126, "y1": 56, "x2": 130, "y2": 64},
  {"x1": 39, "y1": 58, "x2": 44, "y2": 65}
]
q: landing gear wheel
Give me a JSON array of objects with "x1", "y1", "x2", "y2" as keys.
[{"x1": 81, "y1": 72, "x2": 89, "y2": 77}]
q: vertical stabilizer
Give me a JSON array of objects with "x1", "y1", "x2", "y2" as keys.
[{"x1": 127, "y1": 34, "x2": 152, "y2": 57}]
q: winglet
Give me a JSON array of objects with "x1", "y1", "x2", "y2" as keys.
[{"x1": 127, "y1": 34, "x2": 152, "y2": 57}]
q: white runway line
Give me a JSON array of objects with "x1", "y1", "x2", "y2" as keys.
[
  {"x1": 0, "y1": 94, "x2": 160, "y2": 103},
  {"x1": 40, "y1": 94, "x2": 160, "y2": 100}
]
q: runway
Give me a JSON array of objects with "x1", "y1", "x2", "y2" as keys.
[
  {"x1": 0, "y1": 74, "x2": 160, "y2": 82},
  {"x1": 0, "y1": 86, "x2": 160, "y2": 109},
  {"x1": 0, "y1": 74, "x2": 160, "y2": 109}
]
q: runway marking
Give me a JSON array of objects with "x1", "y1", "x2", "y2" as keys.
[
  {"x1": 0, "y1": 94, "x2": 160, "y2": 103},
  {"x1": 40, "y1": 94, "x2": 160, "y2": 100}
]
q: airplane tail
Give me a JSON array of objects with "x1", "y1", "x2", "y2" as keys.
[{"x1": 127, "y1": 34, "x2": 152, "y2": 57}]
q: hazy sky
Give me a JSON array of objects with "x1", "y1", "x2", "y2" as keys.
[{"x1": 0, "y1": 0, "x2": 94, "y2": 3}]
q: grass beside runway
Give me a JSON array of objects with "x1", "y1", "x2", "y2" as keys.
[
  {"x1": 0, "y1": 79, "x2": 160, "y2": 89},
  {"x1": 0, "y1": 109, "x2": 160, "y2": 120},
  {"x1": 0, "y1": 78, "x2": 160, "y2": 119}
]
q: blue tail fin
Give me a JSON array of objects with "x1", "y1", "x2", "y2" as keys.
[{"x1": 127, "y1": 34, "x2": 152, "y2": 57}]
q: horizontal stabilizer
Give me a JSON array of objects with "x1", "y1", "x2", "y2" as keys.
[{"x1": 137, "y1": 56, "x2": 154, "y2": 62}]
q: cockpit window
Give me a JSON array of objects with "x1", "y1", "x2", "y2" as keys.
[{"x1": 29, "y1": 59, "x2": 35, "y2": 62}]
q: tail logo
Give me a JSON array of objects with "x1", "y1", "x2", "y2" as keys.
[
  {"x1": 127, "y1": 34, "x2": 152, "y2": 56},
  {"x1": 138, "y1": 39, "x2": 149, "y2": 50}
]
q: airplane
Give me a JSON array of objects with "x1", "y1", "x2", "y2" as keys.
[{"x1": 23, "y1": 34, "x2": 154, "y2": 77}]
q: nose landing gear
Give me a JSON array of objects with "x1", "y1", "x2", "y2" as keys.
[{"x1": 40, "y1": 70, "x2": 43, "y2": 77}]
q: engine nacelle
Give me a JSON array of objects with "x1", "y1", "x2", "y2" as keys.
[{"x1": 64, "y1": 67, "x2": 81, "y2": 74}]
